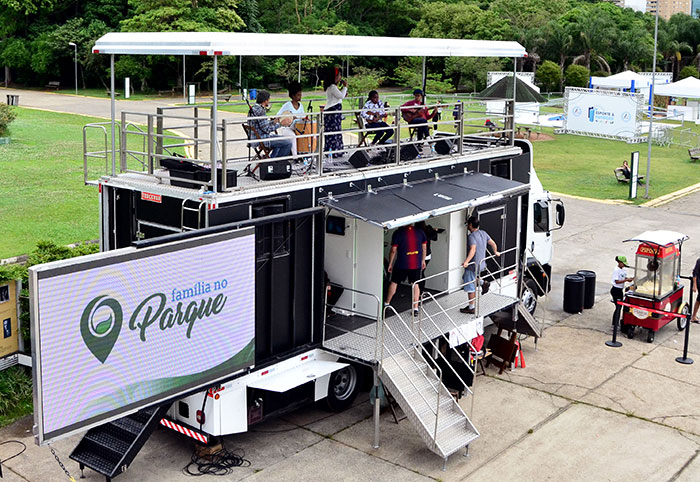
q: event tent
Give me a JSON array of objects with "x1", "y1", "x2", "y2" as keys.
[
  {"x1": 654, "y1": 76, "x2": 700, "y2": 98},
  {"x1": 589, "y1": 70, "x2": 655, "y2": 89},
  {"x1": 477, "y1": 76, "x2": 546, "y2": 103}
]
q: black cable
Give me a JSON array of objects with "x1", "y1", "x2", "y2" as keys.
[
  {"x1": 0, "y1": 440, "x2": 27, "y2": 463},
  {"x1": 182, "y1": 442, "x2": 250, "y2": 476}
]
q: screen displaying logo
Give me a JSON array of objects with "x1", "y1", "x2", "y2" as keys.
[{"x1": 33, "y1": 230, "x2": 256, "y2": 443}]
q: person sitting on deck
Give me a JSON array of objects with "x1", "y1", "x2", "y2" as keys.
[
  {"x1": 361, "y1": 90, "x2": 393, "y2": 146},
  {"x1": 247, "y1": 90, "x2": 294, "y2": 159},
  {"x1": 401, "y1": 89, "x2": 438, "y2": 141},
  {"x1": 276, "y1": 81, "x2": 306, "y2": 159}
]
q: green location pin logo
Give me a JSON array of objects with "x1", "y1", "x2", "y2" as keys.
[{"x1": 80, "y1": 295, "x2": 123, "y2": 364}]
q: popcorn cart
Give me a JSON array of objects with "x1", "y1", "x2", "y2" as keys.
[{"x1": 620, "y1": 231, "x2": 689, "y2": 343}]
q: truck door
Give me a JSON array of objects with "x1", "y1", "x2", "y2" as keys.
[{"x1": 478, "y1": 206, "x2": 505, "y2": 282}]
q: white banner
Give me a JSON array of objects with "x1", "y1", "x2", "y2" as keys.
[{"x1": 564, "y1": 88, "x2": 643, "y2": 139}]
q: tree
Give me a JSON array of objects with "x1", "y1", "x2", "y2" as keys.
[
  {"x1": 536, "y1": 60, "x2": 561, "y2": 92},
  {"x1": 542, "y1": 20, "x2": 573, "y2": 91},
  {"x1": 564, "y1": 64, "x2": 588, "y2": 88},
  {"x1": 121, "y1": 0, "x2": 244, "y2": 32},
  {"x1": 680, "y1": 65, "x2": 699, "y2": 79}
]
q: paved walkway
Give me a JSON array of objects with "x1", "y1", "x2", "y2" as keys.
[{"x1": 2, "y1": 91, "x2": 700, "y2": 481}]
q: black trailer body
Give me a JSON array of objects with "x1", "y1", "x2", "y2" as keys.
[{"x1": 99, "y1": 149, "x2": 531, "y2": 369}]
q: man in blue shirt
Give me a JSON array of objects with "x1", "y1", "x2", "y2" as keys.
[
  {"x1": 247, "y1": 90, "x2": 294, "y2": 159},
  {"x1": 460, "y1": 216, "x2": 500, "y2": 314}
]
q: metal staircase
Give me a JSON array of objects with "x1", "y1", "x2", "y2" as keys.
[
  {"x1": 379, "y1": 305, "x2": 479, "y2": 466},
  {"x1": 70, "y1": 404, "x2": 170, "y2": 481}
]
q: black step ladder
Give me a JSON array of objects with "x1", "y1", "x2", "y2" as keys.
[{"x1": 70, "y1": 404, "x2": 171, "y2": 481}]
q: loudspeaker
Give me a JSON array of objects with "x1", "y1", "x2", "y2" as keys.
[
  {"x1": 348, "y1": 149, "x2": 371, "y2": 168},
  {"x1": 434, "y1": 138, "x2": 453, "y2": 155},
  {"x1": 399, "y1": 143, "x2": 419, "y2": 162},
  {"x1": 259, "y1": 160, "x2": 292, "y2": 180}
]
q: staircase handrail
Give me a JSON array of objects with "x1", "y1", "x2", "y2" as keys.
[
  {"x1": 521, "y1": 248, "x2": 551, "y2": 336},
  {"x1": 322, "y1": 283, "x2": 384, "y2": 363},
  {"x1": 383, "y1": 304, "x2": 445, "y2": 447},
  {"x1": 417, "y1": 292, "x2": 476, "y2": 396}
]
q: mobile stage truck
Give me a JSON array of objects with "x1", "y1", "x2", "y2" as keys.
[{"x1": 28, "y1": 33, "x2": 564, "y2": 480}]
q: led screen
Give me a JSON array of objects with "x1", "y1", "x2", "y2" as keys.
[{"x1": 30, "y1": 229, "x2": 256, "y2": 444}]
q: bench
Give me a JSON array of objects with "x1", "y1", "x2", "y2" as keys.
[
  {"x1": 45, "y1": 81, "x2": 60, "y2": 90},
  {"x1": 105, "y1": 90, "x2": 121, "y2": 97},
  {"x1": 217, "y1": 93, "x2": 233, "y2": 102},
  {"x1": 689, "y1": 147, "x2": 700, "y2": 161},
  {"x1": 614, "y1": 168, "x2": 645, "y2": 184},
  {"x1": 158, "y1": 87, "x2": 175, "y2": 96}
]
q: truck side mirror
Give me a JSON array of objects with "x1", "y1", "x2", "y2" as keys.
[{"x1": 555, "y1": 203, "x2": 565, "y2": 228}]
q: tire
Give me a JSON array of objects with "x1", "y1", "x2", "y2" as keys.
[
  {"x1": 627, "y1": 326, "x2": 635, "y2": 339},
  {"x1": 678, "y1": 304, "x2": 689, "y2": 331},
  {"x1": 326, "y1": 364, "x2": 359, "y2": 412},
  {"x1": 647, "y1": 329, "x2": 655, "y2": 343},
  {"x1": 521, "y1": 278, "x2": 539, "y2": 315}
]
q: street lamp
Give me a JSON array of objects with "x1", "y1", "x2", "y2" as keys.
[{"x1": 68, "y1": 42, "x2": 77, "y2": 95}]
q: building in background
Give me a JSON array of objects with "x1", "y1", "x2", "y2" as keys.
[
  {"x1": 625, "y1": 0, "x2": 647, "y2": 12},
  {"x1": 693, "y1": 0, "x2": 700, "y2": 17},
  {"x1": 647, "y1": 0, "x2": 691, "y2": 19}
]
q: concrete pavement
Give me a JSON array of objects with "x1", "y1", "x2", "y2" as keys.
[{"x1": 3, "y1": 91, "x2": 700, "y2": 481}]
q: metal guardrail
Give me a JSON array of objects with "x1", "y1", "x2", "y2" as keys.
[{"x1": 83, "y1": 98, "x2": 518, "y2": 191}]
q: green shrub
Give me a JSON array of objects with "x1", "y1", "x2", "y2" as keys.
[
  {"x1": 536, "y1": 60, "x2": 562, "y2": 92},
  {"x1": 0, "y1": 104, "x2": 17, "y2": 136},
  {"x1": 680, "y1": 66, "x2": 699, "y2": 80},
  {"x1": 565, "y1": 64, "x2": 590, "y2": 88},
  {"x1": 347, "y1": 66, "x2": 386, "y2": 98},
  {"x1": 0, "y1": 366, "x2": 33, "y2": 427}
]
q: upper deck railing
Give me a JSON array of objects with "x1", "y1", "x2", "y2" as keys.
[{"x1": 83, "y1": 97, "x2": 517, "y2": 193}]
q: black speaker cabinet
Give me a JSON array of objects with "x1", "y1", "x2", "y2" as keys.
[
  {"x1": 399, "y1": 143, "x2": 419, "y2": 162},
  {"x1": 434, "y1": 138, "x2": 453, "y2": 155},
  {"x1": 259, "y1": 160, "x2": 292, "y2": 180},
  {"x1": 348, "y1": 149, "x2": 371, "y2": 168}
]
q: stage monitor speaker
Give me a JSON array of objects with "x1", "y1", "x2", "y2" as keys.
[
  {"x1": 399, "y1": 143, "x2": 419, "y2": 162},
  {"x1": 259, "y1": 160, "x2": 292, "y2": 180},
  {"x1": 348, "y1": 149, "x2": 371, "y2": 168},
  {"x1": 434, "y1": 138, "x2": 453, "y2": 155}
]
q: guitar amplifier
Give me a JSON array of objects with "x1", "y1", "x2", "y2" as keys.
[{"x1": 259, "y1": 160, "x2": 292, "y2": 180}]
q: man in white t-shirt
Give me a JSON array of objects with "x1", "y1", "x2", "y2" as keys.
[{"x1": 611, "y1": 255, "x2": 634, "y2": 324}]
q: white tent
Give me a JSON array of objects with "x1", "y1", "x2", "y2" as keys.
[
  {"x1": 590, "y1": 70, "x2": 655, "y2": 90},
  {"x1": 654, "y1": 76, "x2": 700, "y2": 98},
  {"x1": 92, "y1": 32, "x2": 526, "y2": 58}
]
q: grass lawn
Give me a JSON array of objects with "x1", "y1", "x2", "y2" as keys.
[
  {"x1": 0, "y1": 107, "x2": 102, "y2": 259},
  {"x1": 532, "y1": 121, "x2": 700, "y2": 203},
  {"x1": 0, "y1": 365, "x2": 33, "y2": 428}
]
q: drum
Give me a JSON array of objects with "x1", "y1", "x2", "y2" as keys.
[{"x1": 295, "y1": 120, "x2": 318, "y2": 154}]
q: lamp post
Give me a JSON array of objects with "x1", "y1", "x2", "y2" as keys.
[
  {"x1": 645, "y1": 2, "x2": 659, "y2": 198},
  {"x1": 68, "y1": 42, "x2": 77, "y2": 95}
]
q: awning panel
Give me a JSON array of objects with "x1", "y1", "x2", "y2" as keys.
[{"x1": 321, "y1": 172, "x2": 528, "y2": 229}]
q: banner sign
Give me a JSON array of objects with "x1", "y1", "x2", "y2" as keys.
[
  {"x1": 30, "y1": 228, "x2": 256, "y2": 444},
  {"x1": 562, "y1": 87, "x2": 644, "y2": 141}
]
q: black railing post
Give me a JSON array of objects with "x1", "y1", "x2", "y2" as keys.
[{"x1": 677, "y1": 275, "x2": 694, "y2": 365}]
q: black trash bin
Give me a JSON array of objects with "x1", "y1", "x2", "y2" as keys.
[
  {"x1": 563, "y1": 274, "x2": 585, "y2": 314},
  {"x1": 576, "y1": 270, "x2": 596, "y2": 309}
]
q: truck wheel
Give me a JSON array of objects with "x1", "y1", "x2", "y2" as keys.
[
  {"x1": 678, "y1": 304, "x2": 689, "y2": 331},
  {"x1": 326, "y1": 365, "x2": 359, "y2": 411},
  {"x1": 521, "y1": 279, "x2": 538, "y2": 315}
]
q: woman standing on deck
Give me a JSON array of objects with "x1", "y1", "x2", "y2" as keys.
[{"x1": 323, "y1": 67, "x2": 347, "y2": 157}]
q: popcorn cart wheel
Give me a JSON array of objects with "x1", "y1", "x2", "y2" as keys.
[{"x1": 620, "y1": 231, "x2": 689, "y2": 344}]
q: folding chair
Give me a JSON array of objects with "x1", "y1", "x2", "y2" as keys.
[
  {"x1": 354, "y1": 112, "x2": 370, "y2": 148},
  {"x1": 242, "y1": 123, "x2": 272, "y2": 179}
]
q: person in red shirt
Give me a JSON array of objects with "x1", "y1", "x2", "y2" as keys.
[
  {"x1": 385, "y1": 224, "x2": 427, "y2": 316},
  {"x1": 401, "y1": 89, "x2": 438, "y2": 141}
]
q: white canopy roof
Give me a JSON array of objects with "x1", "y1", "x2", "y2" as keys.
[
  {"x1": 654, "y1": 76, "x2": 700, "y2": 98},
  {"x1": 92, "y1": 32, "x2": 527, "y2": 58},
  {"x1": 590, "y1": 70, "x2": 666, "y2": 90},
  {"x1": 624, "y1": 230, "x2": 688, "y2": 246}
]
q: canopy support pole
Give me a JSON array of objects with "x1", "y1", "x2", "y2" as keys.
[
  {"x1": 183, "y1": 55, "x2": 186, "y2": 103},
  {"x1": 645, "y1": 6, "x2": 659, "y2": 199},
  {"x1": 298, "y1": 55, "x2": 302, "y2": 82},
  {"x1": 421, "y1": 56, "x2": 427, "y2": 99},
  {"x1": 512, "y1": 57, "x2": 517, "y2": 147},
  {"x1": 110, "y1": 54, "x2": 116, "y2": 176},
  {"x1": 239, "y1": 55, "x2": 242, "y2": 93},
  {"x1": 212, "y1": 54, "x2": 218, "y2": 192}
]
